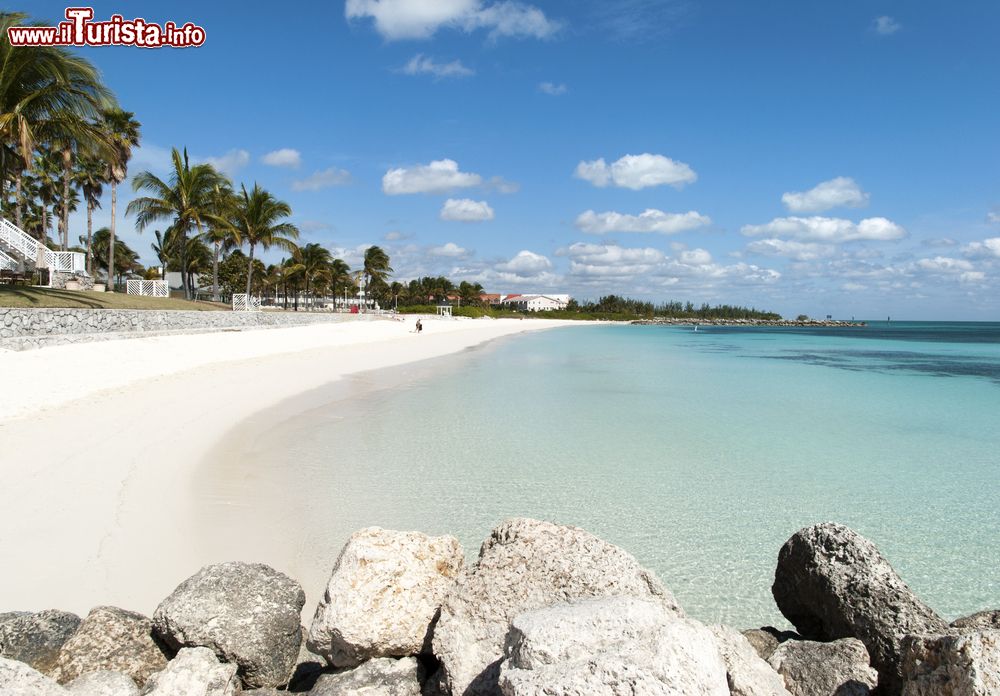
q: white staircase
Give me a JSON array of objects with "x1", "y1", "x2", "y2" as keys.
[
  {"x1": 0, "y1": 216, "x2": 88, "y2": 279},
  {"x1": 0, "y1": 247, "x2": 18, "y2": 272}
]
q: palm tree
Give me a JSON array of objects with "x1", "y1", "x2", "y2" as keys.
[
  {"x1": 32, "y1": 149, "x2": 60, "y2": 242},
  {"x1": 102, "y1": 108, "x2": 140, "y2": 288},
  {"x1": 294, "y1": 243, "x2": 333, "y2": 310},
  {"x1": 0, "y1": 12, "x2": 114, "y2": 214},
  {"x1": 76, "y1": 155, "x2": 104, "y2": 273},
  {"x1": 363, "y1": 245, "x2": 393, "y2": 289},
  {"x1": 127, "y1": 148, "x2": 225, "y2": 299},
  {"x1": 231, "y1": 183, "x2": 299, "y2": 297},
  {"x1": 90, "y1": 226, "x2": 139, "y2": 286},
  {"x1": 151, "y1": 228, "x2": 175, "y2": 280},
  {"x1": 203, "y1": 181, "x2": 237, "y2": 301},
  {"x1": 329, "y1": 258, "x2": 351, "y2": 310}
]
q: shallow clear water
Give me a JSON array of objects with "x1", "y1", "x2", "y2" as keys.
[{"x1": 208, "y1": 322, "x2": 1000, "y2": 627}]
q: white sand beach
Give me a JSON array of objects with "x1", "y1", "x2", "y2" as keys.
[{"x1": 0, "y1": 317, "x2": 571, "y2": 616}]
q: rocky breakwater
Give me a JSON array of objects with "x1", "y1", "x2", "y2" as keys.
[
  {"x1": 1, "y1": 520, "x2": 996, "y2": 695},
  {"x1": 631, "y1": 318, "x2": 866, "y2": 327}
]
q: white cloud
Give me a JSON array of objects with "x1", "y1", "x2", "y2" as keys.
[
  {"x1": 495, "y1": 250, "x2": 552, "y2": 276},
  {"x1": 782, "y1": 176, "x2": 870, "y2": 213},
  {"x1": 204, "y1": 148, "x2": 250, "y2": 175},
  {"x1": 559, "y1": 242, "x2": 665, "y2": 278},
  {"x1": 383, "y1": 159, "x2": 483, "y2": 195},
  {"x1": 484, "y1": 176, "x2": 520, "y2": 194},
  {"x1": 741, "y1": 216, "x2": 906, "y2": 243},
  {"x1": 129, "y1": 143, "x2": 173, "y2": 175},
  {"x1": 401, "y1": 54, "x2": 474, "y2": 78},
  {"x1": 384, "y1": 230, "x2": 408, "y2": 241},
  {"x1": 440, "y1": 198, "x2": 495, "y2": 222},
  {"x1": 574, "y1": 153, "x2": 697, "y2": 190},
  {"x1": 575, "y1": 209, "x2": 711, "y2": 235},
  {"x1": 874, "y1": 16, "x2": 901, "y2": 35},
  {"x1": 292, "y1": 167, "x2": 352, "y2": 191},
  {"x1": 916, "y1": 257, "x2": 974, "y2": 273},
  {"x1": 429, "y1": 242, "x2": 469, "y2": 257},
  {"x1": 538, "y1": 81, "x2": 567, "y2": 95},
  {"x1": 345, "y1": 0, "x2": 559, "y2": 40},
  {"x1": 746, "y1": 238, "x2": 836, "y2": 261},
  {"x1": 261, "y1": 148, "x2": 302, "y2": 168},
  {"x1": 960, "y1": 271, "x2": 986, "y2": 284},
  {"x1": 298, "y1": 220, "x2": 332, "y2": 233},
  {"x1": 679, "y1": 248, "x2": 712, "y2": 265},
  {"x1": 988, "y1": 212, "x2": 1000, "y2": 224},
  {"x1": 963, "y1": 237, "x2": 1000, "y2": 258}
]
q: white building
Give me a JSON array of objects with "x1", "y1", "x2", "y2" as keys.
[{"x1": 502, "y1": 294, "x2": 570, "y2": 312}]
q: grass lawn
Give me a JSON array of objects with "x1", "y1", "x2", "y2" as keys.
[{"x1": 0, "y1": 286, "x2": 229, "y2": 311}]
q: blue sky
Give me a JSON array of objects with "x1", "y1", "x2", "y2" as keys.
[{"x1": 20, "y1": 0, "x2": 1000, "y2": 319}]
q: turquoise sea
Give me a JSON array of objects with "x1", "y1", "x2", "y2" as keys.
[{"x1": 209, "y1": 321, "x2": 999, "y2": 628}]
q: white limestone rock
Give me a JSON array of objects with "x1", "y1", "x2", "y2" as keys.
[
  {"x1": 51, "y1": 607, "x2": 169, "y2": 688},
  {"x1": 308, "y1": 527, "x2": 464, "y2": 667},
  {"x1": 153, "y1": 561, "x2": 305, "y2": 689},
  {"x1": 138, "y1": 647, "x2": 239, "y2": 696},
  {"x1": 768, "y1": 638, "x2": 878, "y2": 696},
  {"x1": 901, "y1": 629, "x2": 1000, "y2": 696},
  {"x1": 710, "y1": 625, "x2": 791, "y2": 696},
  {"x1": 66, "y1": 670, "x2": 140, "y2": 695},
  {"x1": 498, "y1": 597, "x2": 728, "y2": 696},
  {"x1": 309, "y1": 657, "x2": 423, "y2": 696},
  {"x1": 0, "y1": 656, "x2": 67, "y2": 695},
  {"x1": 432, "y1": 518, "x2": 682, "y2": 696}
]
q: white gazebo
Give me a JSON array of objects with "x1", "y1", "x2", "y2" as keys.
[{"x1": 436, "y1": 303, "x2": 453, "y2": 317}]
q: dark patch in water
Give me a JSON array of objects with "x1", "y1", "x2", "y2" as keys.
[{"x1": 763, "y1": 349, "x2": 1000, "y2": 383}]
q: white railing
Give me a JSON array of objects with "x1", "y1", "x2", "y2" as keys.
[
  {"x1": 0, "y1": 216, "x2": 88, "y2": 276},
  {"x1": 0, "y1": 247, "x2": 17, "y2": 272},
  {"x1": 126, "y1": 279, "x2": 169, "y2": 297},
  {"x1": 232, "y1": 293, "x2": 261, "y2": 312}
]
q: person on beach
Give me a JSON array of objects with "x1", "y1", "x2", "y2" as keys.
[{"x1": 416, "y1": 319, "x2": 423, "y2": 334}]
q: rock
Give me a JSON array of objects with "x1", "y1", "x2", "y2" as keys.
[
  {"x1": 0, "y1": 609, "x2": 81, "y2": 674},
  {"x1": 711, "y1": 625, "x2": 790, "y2": 696},
  {"x1": 742, "y1": 630, "x2": 780, "y2": 661},
  {"x1": 767, "y1": 638, "x2": 878, "y2": 696},
  {"x1": 309, "y1": 657, "x2": 422, "y2": 695},
  {"x1": 900, "y1": 629, "x2": 1000, "y2": 696},
  {"x1": 498, "y1": 597, "x2": 728, "y2": 696},
  {"x1": 152, "y1": 561, "x2": 305, "y2": 689},
  {"x1": 771, "y1": 523, "x2": 947, "y2": 693},
  {"x1": 432, "y1": 518, "x2": 682, "y2": 696},
  {"x1": 52, "y1": 607, "x2": 170, "y2": 687},
  {"x1": 951, "y1": 610, "x2": 1000, "y2": 632},
  {"x1": 309, "y1": 527, "x2": 464, "y2": 667},
  {"x1": 66, "y1": 670, "x2": 140, "y2": 695},
  {"x1": 0, "y1": 656, "x2": 67, "y2": 695},
  {"x1": 138, "y1": 647, "x2": 239, "y2": 696}
]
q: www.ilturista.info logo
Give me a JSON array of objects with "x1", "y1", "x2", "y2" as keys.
[{"x1": 7, "y1": 7, "x2": 206, "y2": 48}]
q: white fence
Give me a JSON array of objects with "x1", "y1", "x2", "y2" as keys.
[
  {"x1": 126, "y1": 280, "x2": 169, "y2": 297},
  {"x1": 232, "y1": 293, "x2": 261, "y2": 312}
]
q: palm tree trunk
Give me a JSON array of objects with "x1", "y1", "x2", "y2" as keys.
[
  {"x1": 245, "y1": 243, "x2": 255, "y2": 297},
  {"x1": 212, "y1": 240, "x2": 220, "y2": 302},
  {"x1": 40, "y1": 203, "x2": 47, "y2": 243},
  {"x1": 14, "y1": 176, "x2": 23, "y2": 229},
  {"x1": 61, "y1": 149, "x2": 71, "y2": 251},
  {"x1": 109, "y1": 181, "x2": 117, "y2": 290},
  {"x1": 85, "y1": 201, "x2": 93, "y2": 274}
]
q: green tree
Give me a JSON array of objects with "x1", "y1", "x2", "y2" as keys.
[
  {"x1": 102, "y1": 108, "x2": 141, "y2": 289},
  {"x1": 294, "y1": 242, "x2": 333, "y2": 310},
  {"x1": 76, "y1": 155, "x2": 105, "y2": 273},
  {"x1": 127, "y1": 148, "x2": 225, "y2": 299},
  {"x1": 362, "y1": 245, "x2": 393, "y2": 289},
  {"x1": 230, "y1": 183, "x2": 299, "y2": 297},
  {"x1": 0, "y1": 12, "x2": 113, "y2": 216}
]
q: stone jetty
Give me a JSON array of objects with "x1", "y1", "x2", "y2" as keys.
[{"x1": 0, "y1": 520, "x2": 995, "y2": 695}]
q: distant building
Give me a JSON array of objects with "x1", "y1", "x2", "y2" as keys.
[{"x1": 501, "y1": 294, "x2": 570, "y2": 312}]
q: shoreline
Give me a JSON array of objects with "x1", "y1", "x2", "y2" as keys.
[{"x1": 0, "y1": 317, "x2": 579, "y2": 616}]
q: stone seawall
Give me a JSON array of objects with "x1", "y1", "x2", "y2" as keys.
[{"x1": 0, "y1": 308, "x2": 380, "y2": 351}]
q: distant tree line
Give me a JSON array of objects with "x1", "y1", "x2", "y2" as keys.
[{"x1": 570, "y1": 295, "x2": 781, "y2": 320}]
